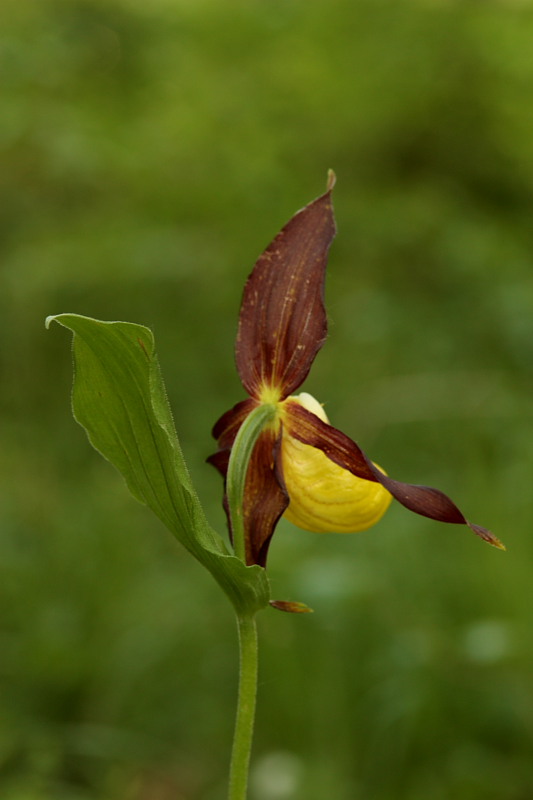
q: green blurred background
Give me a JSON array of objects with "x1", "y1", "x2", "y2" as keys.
[{"x1": 2, "y1": 0, "x2": 533, "y2": 798}]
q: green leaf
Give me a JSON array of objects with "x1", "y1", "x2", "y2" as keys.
[{"x1": 46, "y1": 313, "x2": 270, "y2": 615}]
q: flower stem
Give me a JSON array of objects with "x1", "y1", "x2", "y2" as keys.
[
  {"x1": 229, "y1": 612, "x2": 259, "y2": 800},
  {"x1": 225, "y1": 404, "x2": 273, "y2": 797}
]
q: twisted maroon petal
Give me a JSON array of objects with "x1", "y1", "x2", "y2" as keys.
[
  {"x1": 236, "y1": 175, "x2": 337, "y2": 401},
  {"x1": 284, "y1": 401, "x2": 505, "y2": 549},
  {"x1": 211, "y1": 398, "x2": 258, "y2": 448}
]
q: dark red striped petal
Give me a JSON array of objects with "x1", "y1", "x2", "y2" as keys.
[
  {"x1": 236, "y1": 174, "x2": 337, "y2": 401},
  {"x1": 284, "y1": 401, "x2": 505, "y2": 550}
]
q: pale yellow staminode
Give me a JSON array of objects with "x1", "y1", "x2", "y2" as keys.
[{"x1": 281, "y1": 392, "x2": 392, "y2": 533}]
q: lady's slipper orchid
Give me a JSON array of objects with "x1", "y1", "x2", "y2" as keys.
[{"x1": 208, "y1": 173, "x2": 504, "y2": 568}]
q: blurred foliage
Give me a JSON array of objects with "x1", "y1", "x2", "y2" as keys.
[{"x1": 1, "y1": 0, "x2": 533, "y2": 798}]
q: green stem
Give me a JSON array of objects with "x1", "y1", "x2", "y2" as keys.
[
  {"x1": 229, "y1": 613, "x2": 259, "y2": 800},
  {"x1": 225, "y1": 403, "x2": 274, "y2": 798},
  {"x1": 226, "y1": 403, "x2": 277, "y2": 563}
]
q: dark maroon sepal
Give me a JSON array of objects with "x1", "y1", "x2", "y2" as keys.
[
  {"x1": 237, "y1": 428, "x2": 289, "y2": 566},
  {"x1": 208, "y1": 402, "x2": 290, "y2": 566}
]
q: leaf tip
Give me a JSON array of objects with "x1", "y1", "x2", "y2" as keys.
[
  {"x1": 326, "y1": 169, "x2": 336, "y2": 192},
  {"x1": 270, "y1": 599, "x2": 314, "y2": 614},
  {"x1": 45, "y1": 315, "x2": 57, "y2": 330}
]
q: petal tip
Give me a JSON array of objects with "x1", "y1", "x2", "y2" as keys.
[{"x1": 469, "y1": 522, "x2": 506, "y2": 551}]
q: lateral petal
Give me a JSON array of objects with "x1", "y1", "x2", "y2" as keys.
[
  {"x1": 209, "y1": 398, "x2": 258, "y2": 453},
  {"x1": 236, "y1": 174, "x2": 337, "y2": 401},
  {"x1": 284, "y1": 401, "x2": 504, "y2": 549},
  {"x1": 207, "y1": 398, "x2": 257, "y2": 513}
]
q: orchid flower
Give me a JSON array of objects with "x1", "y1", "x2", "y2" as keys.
[{"x1": 208, "y1": 173, "x2": 504, "y2": 568}]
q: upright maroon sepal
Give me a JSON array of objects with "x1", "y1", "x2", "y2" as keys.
[{"x1": 235, "y1": 174, "x2": 337, "y2": 401}]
